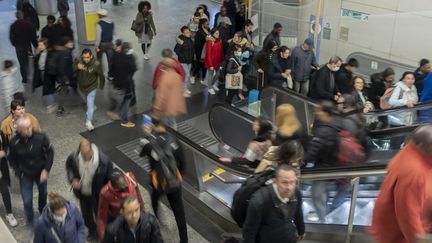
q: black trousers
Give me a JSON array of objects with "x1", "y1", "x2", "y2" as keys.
[
  {"x1": 15, "y1": 47, "x2": 30, "y2": 83},
  {"x1": 152, "y1": 188, "x2": 188, "y2": 243},
  {"x1": 0, "y1": 178, "x2": 11, "y2": 214},
  {"x1": 79, "y1": 195, "x2": 97, "y2": 235},
  {"x1": 194, "y1": 60, "x2": 207, "y2": 80},
  {"x1": 225, "y1": 89, "x2": 238, "y2": 104}
]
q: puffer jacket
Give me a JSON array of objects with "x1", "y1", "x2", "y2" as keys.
[
  {"x1": 174, "y1": 35, "x2": 194, "y2": 64},
  {"x1": 34, "y1": 202, "x2": 85, "y2": 243}
]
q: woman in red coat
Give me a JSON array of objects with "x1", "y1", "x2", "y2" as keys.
[
  {"x1": 204, "y1": 28, "x2": 224, "y2": 95},
  {"x1": 370, "y1": 125, "x2": 432, "y2": 243}
]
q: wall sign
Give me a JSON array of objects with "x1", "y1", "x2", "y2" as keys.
[{"x1": 341, "y1": 8, "x2": 369, "y2": 22}]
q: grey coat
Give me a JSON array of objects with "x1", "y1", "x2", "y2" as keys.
[{"x1": 290, "y1": 45, "x2": 317, "y2": 82}]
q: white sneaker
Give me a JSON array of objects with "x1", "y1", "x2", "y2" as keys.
[
  {"x1": 190, "y1": 78, "x2": 195, "y2": 85},
  {"x1": 143, "y1": 54, "x2": 149, "y2": 60},
  {"x1": 85, "y1": 120, "x2": 94, "y2": 131},
  {"x1": 185, "y1": 89, "x2": 192, "y2": 95},
  {"x1": 212, "y1": 84, "x2": 220, "y2": 92},
  {"x1": 200, "y1": 80, "x2": 207, "y2": 85},
  {"x1": 238, "y1": 93, "x2": 246, "y2": 100},
  {"x1": 208, "y1": 88, "x2": 216, "y2": 95},
  {"x1": 6, "y1": 214, "x2": 18, "y2": 227},
  {"x1": 184, "y1": 91, "x2": 191, "y2": 98}
]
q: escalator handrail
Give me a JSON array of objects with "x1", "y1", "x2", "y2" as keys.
[
  {"x1": 262, "y1": 85, "x2": 432, "y2": 117},
  {"x1": 300, "y1": 168, "x2": 387, "y2": 181},
  {"x1": 165, "y1": 126, "x2": 254, "y2": 177}
]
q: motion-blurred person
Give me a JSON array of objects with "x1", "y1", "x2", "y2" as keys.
[
  {"x1": 371, "y1": 125, "x2": 432, "y2": 243},
  {"x1": 57, "y1": 16, "x2": 74, "y2": 42},
  {"x1": 174, "y1": 26, "x2": 195, "y2": 97},
  {"x1": 9, "y1": 10, "x2": 37, "y2": 84},
  {"x1": 414, "y1": 58, "x2": 431, "y2": 96},
  {"x1": 367, "y1": 67, "x2": 395, "y2": 109},
  {"x1": 153, "y1": 58, "x2": 187, "y2": 129},
  {"x1": 96, "y1": 9, "x2": 115, "y2": 72},
  {"x1": 0, "y1": 60, "x2": 24, "y2": 120},
  {"x1": 106, "y1": 42, "x2": 137, "y2": 128},
  {"x1": 1, "y1": 99, "x2": 41, "y2": 143},
  {"x1": 97, "y1": 170, "x2": 145, "y2": 242},
  {"x1": 34, "y1": 192, "x2": 85, "y2": 243},
  {"x1": 252, "y1": 41, "x2": 278, "y2": 87},
  {"x1": 267, "y1": 46, "x2": 292, "y2": 88},
  {"x1": 139, "y1": 115, "x2": 188, "y2": 243},
  {"x1": 0, "y1": 133, "x2": 17, "y2": 227},
  {"x1": 8, "y1": 116, "x2": 54, "y2": 229},
  {"x1": 152, "y1": 49, "x2": 185, "y2": 90},
  {"x1": 32, "y1": 38, "x2": 49, "y2": 95},
  {"x1": 242, "y1": 164, "x2": 305, "y2": 243},
  {"x1": 263, "y1": 22, "x2": 282, "y2": 48},
  {"x1": 290, "y1": 38, "x2": 317, "y2": 95},
  {"x1": 204, "y1": 28, "x2": 224, "y2": 95},
  {"x1": 41, "y1": 15, "x2": 59, "y2": 46},
  {"x1": 193, "y1": 18, "x2": 210, "y2": 84},
  {"x1": 57, "y1": 0, "x2": 70, "y2": 17},
  {"x1": 235, "y1": 4, "x2": 247, "y2": 33},
  {"x1": 309, "y1": 56, "x2": 343, "y2": 102},
  {"x1": 335, "y1": 58, "x2": 359, "y2": 94},
  {"x1": 419, "y1": 74, "x2": 432, "y2": 123},
  {"x1": 134, "y1": 1, "x2": 157, "y2": 60},
  {"x1": 220, "y1": 117, "x2": 273, "y2": 168},
  {"x1": 74, "y1": 49, "x2": 105, "y2": 131},
  {"x1": 388, "y1": 72, "x2": 418, "y2": 126},
  {"x1": 104, "y1": 195, "x2": 163, "y2": 243},
  {"x1": 66, "y1": 139, "x2": 113, "y2": 241},
  {"x1": 22, "y1": 1, "x2": 39, "y2": 31}
]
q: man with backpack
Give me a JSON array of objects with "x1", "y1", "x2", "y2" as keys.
[
  {"x1": 242, "y1": 164, "x2": 305, "y2": 243},
  {"x1": 139, "y1": 115, "x2": 188, "y2": 243}
]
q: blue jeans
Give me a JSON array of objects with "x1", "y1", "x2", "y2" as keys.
[
  {"x1": 116, "y1": 96, "x2": 132, "y2": 122},
  {"x1": 45, "y1": 94, "x2": 56, "y2": 107},
  {"x1": 19, "y1": 175, "x2": 47, "y2": 226},
  {"x1": 86, "y1": 90, "x2": 97, "y2": 122}
]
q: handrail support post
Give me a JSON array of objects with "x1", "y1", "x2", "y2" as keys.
[{"x1": 345, "y1": 177, "x2": 360, "y2": 243}]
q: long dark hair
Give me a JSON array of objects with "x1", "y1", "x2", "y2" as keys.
[{"x1": 254, "y1": 117, "x2": 273, "y2": 142}]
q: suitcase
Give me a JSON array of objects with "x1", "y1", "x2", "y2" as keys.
[{"x1": 248, "y1": 72, "x2": 264, "y2": 105}]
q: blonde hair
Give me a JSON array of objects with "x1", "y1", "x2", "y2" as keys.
[{"x1": 275, "y1": 104, "x2": 301, "y2": 137}]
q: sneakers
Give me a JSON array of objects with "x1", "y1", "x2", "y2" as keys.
[
  {"x1": 6, "y1": 214, "x2": 18, "y2": 227},
  {"x1": 190, "y1": 78, "x2": 195, "y2": 85},
  {"x1": 85, "y1": 120, "x2": 94, "y2": 131},
  {"x1": 212, "y1": 84, "x2": 220, "y2": 92},
  {"x1": 106, "y1": 111, "x2": 121, "y2": 120},
  {"x1": 200, "y1": 79, "x2": 207, "y2": 85},
  {"x1": 238, "y1": 93, "x2": 246, "y2": 100},
  {"x1": 46, "y1": 105, "x2": 57, "y2": 114},
  {"x1": 184, "y1": 89, "x2": 192, "y2": 98},
  {"x1": 143, "y1": 54, "x2": 150, "y2": 60},
  {"x1": 121, "y1": 121, "x2": 136, "y2": 128},
  {"x1": 208, "y1": 88, "x2": 216, "y2": 95}
]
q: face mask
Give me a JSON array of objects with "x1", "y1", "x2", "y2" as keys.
[
  {"x1": 53, "y1": 210, "x2": 67, "y2": 223},
  {"x1": 333, "y1": 66, "x2": 340, "y2": 72}
]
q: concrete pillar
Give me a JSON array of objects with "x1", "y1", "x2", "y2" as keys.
[{"x1": 74, "y1": 0, "x2": 101, "y2": 45}]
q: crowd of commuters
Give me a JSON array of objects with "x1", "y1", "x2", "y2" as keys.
[{"x1": 0, "y1": 0, "x2": 431, "y2": 243}]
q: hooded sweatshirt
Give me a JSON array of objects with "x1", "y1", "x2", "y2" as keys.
[{"x1": 74, "y1": 57, "x2": 105, "y2": 95}]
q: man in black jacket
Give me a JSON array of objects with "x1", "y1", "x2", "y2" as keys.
[
  {"x1": 335, "y1": 58, "x2": 359, "y2": 94},
  {"x1": 8, "y1": 116, "x2": 54, "y2": 228},
  {"x1": 9, "y1": 10, "x2": 37, "y2": 84},
  {"x1": 175, "y1": 26, "x2": 195, "y2": 97},
  {"x1": 242, "y1": 164, "x2": 305, "y2": 243},
  {"x1": 41, "y1": 15, "x2": 59, "y2": 46},
  {"x1": 66, "y1": 139, "x2": 113, "y2": 240},
  {"x1": 309, "y1": 56, "x2": 343, "y2": 102},
  {"x1": 263, "y1": 22, "x2": 282, "y2": 48},
  {"x1": 104, "y1": 195, "x2": 163, "y2": 243}
]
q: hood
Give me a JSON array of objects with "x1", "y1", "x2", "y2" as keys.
[
  {"x1": 107, "y1": 173, "x2": 136, "y2": 198},
  {"x1": 82, "y1": 56, "x2": 96, "y2": 67},
  {"x1": 395, "y1": 80, "x2": 416, "y2": 92},
  {"x1": 41, "y1": 201, "x2": 75, "y2": 225}
]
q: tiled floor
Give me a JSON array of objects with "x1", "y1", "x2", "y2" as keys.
[{"x1": 0, "y1": 0, "x2": 224, "y2": 242}]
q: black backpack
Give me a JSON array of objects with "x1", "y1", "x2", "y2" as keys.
[{"x1": 231, "y1": 170, "x2": 275, "y2": 227}]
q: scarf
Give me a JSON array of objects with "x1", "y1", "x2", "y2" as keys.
[{"x1": 78, "y1": 144, "x2": 100, "y2": 196}]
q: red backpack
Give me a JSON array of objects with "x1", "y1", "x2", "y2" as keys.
[{"x1": 337, "y1": 130, "x2": 366, "y2": 166}]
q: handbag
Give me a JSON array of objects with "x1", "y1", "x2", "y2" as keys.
[
  {"x1": 225, "y1": 58, "x2": 243, "y2": 89},
  {"x1": 131, "y1": 20, "x2": 140, "y2": 32}
]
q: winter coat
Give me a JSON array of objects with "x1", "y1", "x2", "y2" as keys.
[
  {"x1": 66, "y1": 146, "x2": 113, "y2": 202},
  {"x1": 152, "y1": 57, "x2": 185, "y2": 90},
  {"x1": 252, "y1": 50, "x2": 274, "y2": 86},
  {"x1": 0, "y1": 113, "x2": 41, "y2": 144},
  {"x1": 34, "y1": 202, "x2": 85, "y2": 243},
  {"x1": 231, "y1": 139, "x2": 272, "y2": 168},
  {"x1": 104, "y1": 212, "x2": 163, "y2": 243},
  {"x1": 267, "y1": 54, "x2": 291, "y2": 87},
  {"x1": 74, "y1": 57, "x2": 105, "y2": 95},
  {"x1": 242, "y1": 185, "x2": 305, "y2": 243},
  {"x1": 262, "y1": 31, "x2": 281, "y2": 48},
  {"x1": 9, "y1": 19, "x2": 37, "y2": 49},
  {"x1": 174, "y1": 35, "x2": 194, "y2": 64},
  {"x1": 419, "y1": 73, "x2": 432, "y2": 123},
  {"x1": 290, "y1": 45, "x2": 317, "y2": 82},
  {"x1": 41, "y1": 25, "x2": 60, "y2": 46},
  {"x1": 22, "y1": 2, "x2": 39, "y2": 31},
  {"x1": 205, "y1": 38, "x2": 224, "y2": 69},
  {"x1": 8, "y1": 131, "x2": 54, "y2": 180},
  {"x1": 97, "y1": 172, "x2": 145, "y2": 241},
  {"x1": 304, "y1": 118, "x2": 341, "y2": 168},
  {"x1": 194, "y1": 27, "x2": 209, "y2": 61},
  {"x1": 109, "y1": 51, "x2": 137, "y2": 94},
  {"x1": 134, "y1": 12, "x2": 156, "y2": 39},
  {"x1": 414, "y1": 68, "x2": 428, "y2": 97},
  {"x1": 388, "y1": 81, "x2": 418, "y2": 126},
  {"x1": 57, "y1": 0, "x2": 70, "y2": 13},
  {"x1": 335, "y1": 64, "x2": 354, "y2": 94},
  {"x1": 57, "y1": 25, "x2": 74, "y2": 42},
  {"x1": 367, "y1": 72, "x2": 388, "y2": 109},
  {"x1": 43, "y1": 46, "x2": 74, "y2": 95},
  {"x1": 309, "y1": 65, "x2": 339, "y2": 101},
  {"x1": 370, "y1": 142, "x2": 432, "y2": 243},
  {"x1": 153, "y1": 69, "x2": 186, "y2": 116},
  {"x1": 0, "y1": 70, "x2": 24, "y2": 120}
]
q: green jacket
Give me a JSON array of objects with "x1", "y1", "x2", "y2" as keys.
[{"x1": 73, "y1": 57, "x2": 105, "y2": 94}]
